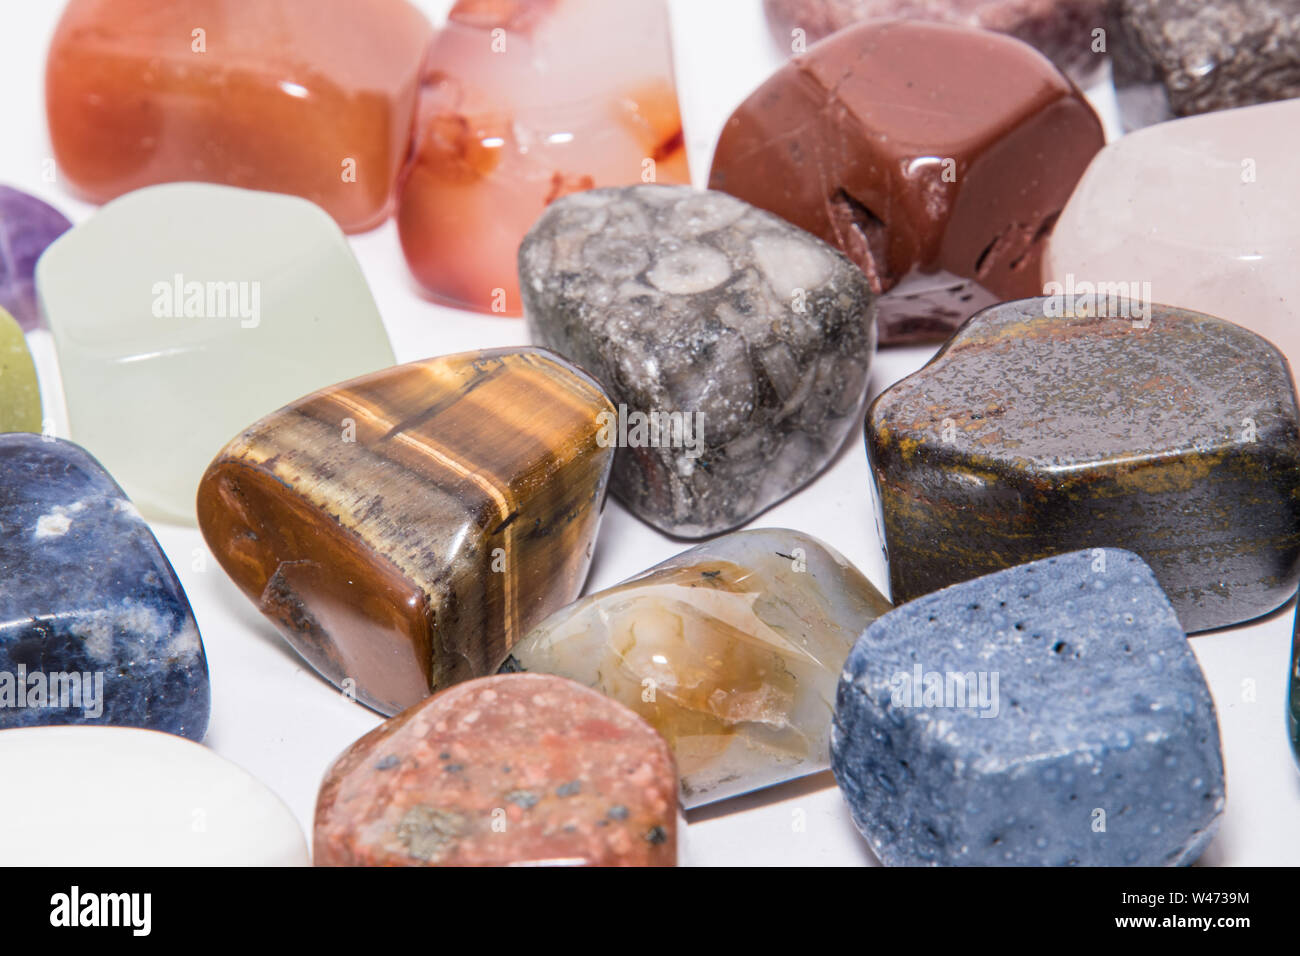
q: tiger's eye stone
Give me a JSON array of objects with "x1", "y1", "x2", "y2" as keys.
[
  {"x1": 37, "y1": 183, "x2": 395, "y2": 524},
  {"x1": 1110, "y1": 0, "x2": 1300, "y2": 131},
  {"x1": 45, "y1": 0, "x2": 432, "y2": 232},
  {"x1": 503, "y1": 529, "x2": 892, "y2": 807},
  {"x1": 866, "y1": 297, "x2": 1300, "y2": 632},
  {"x1": 0, "y1": 308, "x2": 41, "y2": 434},
  {"x1": 0, "y1": 185, "x2": 72, "y2": 330},
  {"x1": 397, "y1": 0, "x2": 689, "y2": 315},
  {"x1": 314, "y1": 674, "x2": 678, "y2": 866},
  {"x1": 197, "y1": 349, "x2": 616, "y2": 716},
  {"x1": 762, "y1": 0, "x2": 1108, "y2": 84},
  {"x1": 708, "y1": 20, "x2": 1104, "y2": 345}
]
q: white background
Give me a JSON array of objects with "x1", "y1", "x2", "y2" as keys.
[{"x1": 2, "y1": 0, "x2": 1297, "y2": 865}]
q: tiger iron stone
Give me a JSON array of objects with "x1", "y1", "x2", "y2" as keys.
[
  {"x1": 708, "y1": 20, "x2": 1104, "y2": 345},
  {"x1": 45, "y1": 0, "x2": 432, "y2": 232},
  {"x1": 504, "y1": 529, "x2": 892, "y2": 807},
  {"x1": 197, "y1": 349, "x2": 616, "y2": 716},
  {"x1": 314, "y1": 674, "x2": 678, "y2": 866},
  {"x1": 866, "y1": 297, "x2": 1300, "y2": 632}
]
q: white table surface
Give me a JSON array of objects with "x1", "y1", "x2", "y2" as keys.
[{"x1": 3, "y1": 0, "x2": 1296, "y2": 866}]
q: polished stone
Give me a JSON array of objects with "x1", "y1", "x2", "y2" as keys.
[
  {"x1": 866, "y1": 297, "x2": 1300, "y2": 632},
  {"x1": 0, "y1": 185, "x2": 72, "y2": 330},
  {"x1": 198, "y1": 349, "x2": 615, "y2": 716},
  {"x1": 45, "y1": 0, "x2": 432, "y2": 232},
  {"x1": 1046, "y1": 99, "x2": 1300, "y2": 382},
  {"x1": 0, "y1": 308, "x2": 41, "y2": 433},
  {"x1": 832, "y1": 549, "x2": 1225, "y2": 866},
  {"x1": 1291, "y1": 613, "x2": 1300, "y2": 767},
  {"x1": 505, "y1": 529, "x2": 891, "y2": 807},
  {"x1": 0, "y1": 726, "x2": 307, "y2": 865},
  {"x1": 315, "y1": 673, "x2": 678, "y2": 866},
  {"x1": 521, "y1": 185, "x2": 876, "y2": 536},
  {"x1": 1110, "y1": 0, "x2": 1300, "y2": 130},
  {"x1": 398, "y1": 0, "x2": 689, "y2": 315},
  {"x1": 709, "y1": 20, "x2": 1103, "y2": 345},
  {"x1": 37, "y1": 183, "x2": 395, "y2": 524},
  {"x1": 763, "y1": 0, "x2": 1107, "y2": 83},
  {"x1": 0, "y1": 435, "x2": 209, "y2": 740}
]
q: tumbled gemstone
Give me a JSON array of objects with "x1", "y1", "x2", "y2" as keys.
[
  {"x1": 1291, "y1": 614, "x2": 1300, "y2": 767},
  {"x1": 763, "y1": 0, "x2": 1107, "y2": 84},
  {"x1": 866, "y1": 297, "x2": 1300, "y2": 632},
  {"x1": 521, "y1": 185, "x2": 876, "y2": 537},
  {"x1": 1110, "y1": 0, "x2": 1300, "y2": 130},
  {"x1": 709, "y1": 20, "x2": 1104, "y2": 345},
  {"x1": 0, "y1": 308, "x2": 41, "y2": 433},
  {"x1": 0, "y1": 185, "x2": 72, "y2": 330},
  {"x1": 832, "y1": 549, "x2": 1225, "y2": 866},
  {"x1": 197, "y1": 349, "x2": 615, "y2": 716},
  {"x1": 45, "y1": 0, "x2": 432, "y2": 232},
  {"x1": 1046, "y1": 99, "x2": 1300, "y2": 379},
  {"x1": 0, "y1": 726, "x2": 306, "y2": 865},
  {"x1": 504, "y1": 529, "x2": 892, "y2": 807},
  {"x1": 0, "y1": 435, "x2": 209, "y2": 740},
  {"x1": 37, "y1": 183, "x2": 395, "y2": 524},
  {"x1": 397, "y1": 0, "x2": 689, "y2": 315},
  {"x1": 314, "y1": 674, "x2": 678, "y2": 866}
]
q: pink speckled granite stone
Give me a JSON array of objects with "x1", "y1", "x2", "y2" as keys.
[{"x1": 313, "y1": 674, "x2": 678, "y2": 866}]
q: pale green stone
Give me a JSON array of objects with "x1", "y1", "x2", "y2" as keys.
[
  {"x1": 0, "y1": 307, "x2": 41, "y2": 433},
  {"x1": 37, "y1": 184, "x2": 395, "y2": 523}
]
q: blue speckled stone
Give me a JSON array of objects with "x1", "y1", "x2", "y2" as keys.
[
  {"x1": 0, "y1": 434, "x2": 209, "y2": 739},
  {"x1": 831, "y1": 548, "x2": 1224, "y2": 866}
]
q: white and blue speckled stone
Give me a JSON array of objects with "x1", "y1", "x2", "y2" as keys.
[
  {"x1": 831, "y1": 548, "x2": 1225, "y2": 866},
  {"x1": 0, "y1": 434, "x2": 209, "y2": 739}
]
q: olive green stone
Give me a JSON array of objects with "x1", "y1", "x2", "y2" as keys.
[{"x1": 0, "y1": 308, "x2": 41, "y2": 433}]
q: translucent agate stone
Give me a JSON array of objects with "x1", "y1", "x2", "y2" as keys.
[
  {"x1": 45, "y1": 0, "x2": 432, "y2": 232},
  {"x1": 505, "y1": 529, "x2": 892, "y2": 808},
  {"x1": 37, "y1": 183, "x2": 395, "y2": 524},
  {"x1": 397, "y1": 0, "x2": 690, "y2": 315}
]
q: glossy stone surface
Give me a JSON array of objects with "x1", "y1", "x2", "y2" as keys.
[
  {"x1": 38, "y1": 183, "x2": 395, "y2": 524},
  {"x1": 832, "y1": 549, "x2": 1225, "y2": 866},
  {"x1": 1110, "y1": 0, "x2": 1300, "y2": 131},
  {"x1": 866, "y1": 297, "x2": 1300, "y2": 632},
  {"x1": 521, "y1": 186, "x2": 876, "y2": 537},
  {"x1": 709, "y1": 20, "x2": 1104, "y2": 345},
  {"x1": 763, "y1": 0, "x2": 1107, "y2": 83},
  {"x1": 398, "y1": 0, "x2": 689, "y2": 315},
  {"x1": 198, "y1": 349, "x2": 615, "y2": 716},
  {"x1": 505, "y1": 529, "x2": 891, "y2": 807},
  {"x1": 315, "y1": 674, "x2": 677, "y2": 866},
  {"x1": 0, "y1": 435, "x2": 209, "y2": 740},
  {"x1": 0, "y1": 308, "x2": 41, "y2": 433},
  {"x1": 0, "y1": 185, "x2": 72, "y2": 330},
  {"x1": 45, "y1": 0, "x2": 432, "y2": 232},
  {"x1": 1046, "y1": 99, "x2": 1300, "y2": 380},
  {"x1": 1291, "y1": 613, "x2": 1300, "y2": 767},
  {"x1": 0, "y1": 726, "x2": 306, "y2": 865}
]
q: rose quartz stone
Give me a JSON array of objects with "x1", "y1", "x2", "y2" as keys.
[
  {"x1": 1045, "y1": 99, "x2": 1300, "y2": 378},
  {"x1": 46, "y1": 0, "x2": 432, "y2": 233},
  {"x1": 397, "y1": 0, "x2": 690, "y2": 316},
  {"x1": 314, "y1": 674, "x2": 678, "y2": 866}
]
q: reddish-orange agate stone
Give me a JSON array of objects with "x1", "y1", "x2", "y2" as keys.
[
  {"x1": 46, "y1": 0, "x2": 432, "y2": 233},
  {"x1": 314, "y1": 674, "x2": 679, "y2": 866},
  {"x1": 397, "y1": 0, "x2": 690, "y2": 315}
]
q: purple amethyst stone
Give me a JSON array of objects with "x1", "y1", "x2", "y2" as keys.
[{"x1": 0, "y1": 185, "x2": 73, "y2": 330}]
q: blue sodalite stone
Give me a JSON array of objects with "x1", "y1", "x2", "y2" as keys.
[
  {"x1": 831, "y1": 548, "x2": 1224, "y2": 866},
  {"x1": 0, "y1": 434, "x2": 209, "y2": 739}
]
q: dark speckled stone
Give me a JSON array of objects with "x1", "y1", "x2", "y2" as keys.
[
  {"x1": 866, "y1": 297, "x2": 1300, "y2": 632},
  {"x1": 831, "y1": 548, "x2": 1225, "y2": 866},
  {"x1": 1110, "y1": 0, "x2": 1300, "y2": 131},
  {"x1": 0, "y1": 434, "x2": 209, "y2": 739}
]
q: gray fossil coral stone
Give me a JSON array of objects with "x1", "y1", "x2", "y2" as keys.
[{"x1": 519, "y1": 185, "x2": 877, "y2": 538}]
